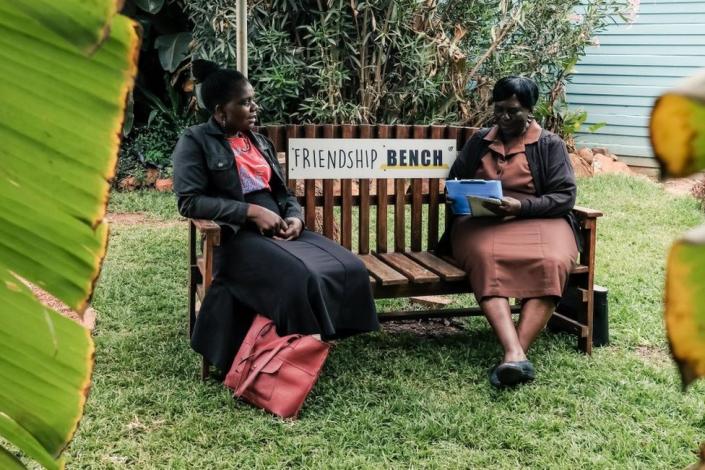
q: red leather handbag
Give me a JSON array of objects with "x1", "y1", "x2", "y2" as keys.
[{"x1": 224, "y1": 314, "x2": 330, "y2": 419}]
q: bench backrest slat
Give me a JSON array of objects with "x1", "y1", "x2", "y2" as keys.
[
  {"x1": 303, "y1": 125, "x2": 317, "y2": 229},
  {"x1": 376, "y1": 125, "x2": 391, "y2": 253},
  {"x1": 428, "y1": 125, "x2": 445, "y2": 250},
  {"x1": 411, "y1": 125, "x2": 427, "y2": 251},
  {"x1": 341, "y1": 125, "x2": 355, "y2": 250},
  {"x1": 285, "y1": 125, "x2": 299, "y2": 192},
  {"x1": 259, "y1": 124, "x2": 477, "y2": 254},
  {"x1": 358, "y1": 124, "x2": 373, "y2": 254},
  {"x1": 322, "y1": 125, "x2": 336, "y2": 240},
  {"x1": 394, "y1": 125, "x2": 410, "y2": 252}
]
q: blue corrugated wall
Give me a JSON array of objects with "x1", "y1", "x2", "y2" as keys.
[{"x1": 565, "y1": 0, "x2": 705, "y2": 167}]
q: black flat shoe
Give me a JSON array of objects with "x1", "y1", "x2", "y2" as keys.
[
  {"x1": 496, "y1": 362, "x2": 525, "y2": 387},
  {"x1": 515, "y1": 360, "x2": 535, "y2": 382},
  {"x1": 489, "y1": 365, "x2": 502, "y2": 388}
]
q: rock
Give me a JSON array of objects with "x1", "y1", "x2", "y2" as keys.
[
  {"x1": 118, "y1": 176, "x2": 139, "y2": 191},
  {"x1": 691, "y1": 179, "x2": 705, "y2": 201},
  {"x1": 593, "y1": 154, "x2": 632, "y2": 175},
  {"x1": 569, "y1": 153, "x2": 593, "y2": 177},
  {"x1": 591, "y1": 147, "x2": 610, "y2": 157},
  {"x1": 155, "y1": 178, "x2": 173, "y2": 192},
  {"x1": 144, "y1": 167, "x2": 160, "y2": 186},
  {"x1": 607, "y1": 153, "x2": 619, "y2": 161},
  {"x1": 577, "y1": 147, "x2": 594, "y2": 164}
]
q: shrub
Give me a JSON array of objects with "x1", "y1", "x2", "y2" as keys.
[
  {"x1": 116, "y1": 114, "x2": 190, "y2": 186},
  {"x1": 184, "y1": 0, "x2": 630, "y2": 133}
]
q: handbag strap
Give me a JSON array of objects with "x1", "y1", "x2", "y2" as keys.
[
  {"x1": 230, "y1": 320, "x2": 277, "y2": 391},
  {"x1": 235, "y1": 335, "x2": 299, "y2": 396},
  {"x1": 235, "y1": 319, "x2": 276, "y2": 365}
]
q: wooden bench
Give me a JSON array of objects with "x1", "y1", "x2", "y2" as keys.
[{"x1": 188, "y1": 124, "x2": 602, "y2": 379}]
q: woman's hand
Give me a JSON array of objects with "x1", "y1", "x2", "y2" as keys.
[
  {"x1": 247, "y1": 204, "x2": 288, "y2": 236},
  {"x1": 275, "y1": 217, "x2": 304, "y2": 240},
  {"x1": 483, "y1": 196, "x2": 522, "y2": 216}
]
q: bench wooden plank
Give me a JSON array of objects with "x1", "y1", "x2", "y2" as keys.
[
  {"x1": 341, "y1": 125, "x2": 355, "y2": 250},
  {"x1": 411, "y1": 125, "x2": 427, "y2": 252},
  {"x1": 394, "y1": 125, "x2": 409, "y2": 252},
  {"x1": 286, "y1": 125, "x2": 300, "y2": 191},
  {"x1": 196, "y1": 283, "x2": 204, "y2": 302},
  {"x1": 376, "y1": 125, "x2": 391, "y2": 253},
  {"x1": 358, "y1": 254, "x2": 408, "y2": 285},
  {"x1": 304, "y1": 125, "x2": 317, "y2": 229},
  {"x1": 405, "y1": 251, "x2": 466, "y2": 281},
  {"x1": 394, "y1": 178, "x2": 406, "y2": 252},
  {"x1": 192, "y1": 219, "x2": 220, "y2": 240},
  {"x1": 411, "y1": 179, "x2": 423, "y2": 251},
  {"x1": 573, "y1": 206, "x2": 603, "y2": 218},
  {"x1": 376, "y1": 178, "x2": 388, "y2": 253},
  {"x1": 376, "y1": 252, "x2": 439, "y2": 284},
  {"x1": 359, "y1": 125, "x2": 372, "y2": 254},
  {"x1": 359, "y1": 179, "x2": 370, "y2": 253},
  {"x1": 322, "y1": 125, "x2": 335, "y2": 240},
  {"x1": 572, "y1": 265, "x2": 589, "y2": 274},
  {"x1": 428, "y1": 125, "x2": 446, "y2": 250},
  {"x1": 410, "y1": 295, "x2": 453, "y2": 308},
  {"x1": 428, "y1": 179, "x2": 440, "y2": 250}
]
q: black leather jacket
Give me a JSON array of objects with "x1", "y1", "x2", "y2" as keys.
[{"x1": 172, "y1": 117, "x2": 304, "y2": 234}]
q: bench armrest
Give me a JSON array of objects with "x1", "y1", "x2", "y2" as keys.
[
  {"x1": 572, "y1": 206, "x2": 603, "y2": 219},
  {"x1": 191, "y1": 219, "x2": 221, "y2": 246}
]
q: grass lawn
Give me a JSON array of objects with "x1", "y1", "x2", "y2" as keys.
[{"x1": 70, "y1": 174, "x2": 705, "y2": 468}]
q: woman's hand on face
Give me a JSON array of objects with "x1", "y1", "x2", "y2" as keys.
[
  {"x1": 483, "y1": 196, "x2": 522, "y2": 216},
  {"x1": 246, "y1": 204, "x2": 288, "y2": 236},
  {"x1": 275, "y1": 217, "x2": 303, "y2": 240}
]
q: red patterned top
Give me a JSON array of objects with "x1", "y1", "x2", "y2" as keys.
[{"x1": 227, "y1": 135, "x2": 272, "y2": 194}]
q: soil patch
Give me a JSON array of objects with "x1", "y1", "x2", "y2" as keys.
[
  {"x1": 382, "y1": 317, "x2": 466, "y2": 337},
  {"x1": 107, "y1": 212, "x2": 184, "y2": 228},
  {"x1": 634, "y1": 345, "x2": 671, "y2": 367},
  {"x1": 661, "y1": 176, "x2": 703, "y2": 197},
  {"x1": 24, "y1": 281, "x2": 96, "y2": 331}
]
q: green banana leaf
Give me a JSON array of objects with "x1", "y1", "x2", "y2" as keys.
[
  {"x1": 665, "y1": 227, "x2": 705, "y2": 389},
  {"x1": 651, "y1": 69, "x2": 705, "y2": 178},
  {"x1": 0, "y1": 1, "x2": 139, "y2": 468},
  {"x1": 650, "y1": 68, "x2": 705, "y2": 388}
]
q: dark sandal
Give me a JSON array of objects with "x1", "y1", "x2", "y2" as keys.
[{"x1": 496, "y1": 362, "x2": 525, "y2": 387}]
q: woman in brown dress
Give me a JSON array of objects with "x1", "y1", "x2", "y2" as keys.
[{"x1": 445, "y1": 77, "x2": 579, "y2": 388}]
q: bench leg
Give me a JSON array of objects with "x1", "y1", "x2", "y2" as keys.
[{"x1": 188, "y1": 266, "x2": 198, "y2": 338}]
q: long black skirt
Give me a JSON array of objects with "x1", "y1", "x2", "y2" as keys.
[{"x1": 191, "y1": 229, "x2": 378, "y2": 372}]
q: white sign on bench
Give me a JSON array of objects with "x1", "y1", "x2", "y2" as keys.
[{"x1": 288, "y1": 138, "x2": 457, "y2": 179}]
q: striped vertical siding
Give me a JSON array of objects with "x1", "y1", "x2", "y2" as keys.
[{"x1": 566, "y1": 0, "x2": 705, "y2": 167}]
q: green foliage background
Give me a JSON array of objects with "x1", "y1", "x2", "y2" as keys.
[{"x1": 185, "y1": 0, "x2": 629, "y2": 129}]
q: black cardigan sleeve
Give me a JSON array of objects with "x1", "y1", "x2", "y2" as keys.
[
  {"x1": 519, "y1": 134, "x2": 577, "y2": 218},
  {"x1": 448, "y1": 131, "x2": 487, "y2": 180},
  {"x1": 172, "y1": 129, "x2": 250, "y2": 225}
]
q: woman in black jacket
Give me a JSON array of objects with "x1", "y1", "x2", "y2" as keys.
[
  {"x1": 173, "y1": 60, "x2": 378, "y2": 373},
  {"x1": 444, "y1": 77, "x2": 579, "y2": 388}
]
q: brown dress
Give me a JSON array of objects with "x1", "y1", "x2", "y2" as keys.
[{"x1": 451, "y1": 121, "x2": 578, "y2": 301}]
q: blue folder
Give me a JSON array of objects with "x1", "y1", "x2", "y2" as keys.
[{"x1": 446, "y1": 179, "x2": 503, "y2": 215}]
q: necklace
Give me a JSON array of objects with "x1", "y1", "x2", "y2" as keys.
[{"x1": 228, "y1": 134, "x2": 251, "y2": 156}]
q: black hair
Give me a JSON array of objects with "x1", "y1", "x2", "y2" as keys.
[
  {"x1": 191, "y1": 59, "x2": 249, "y2": 114},
  {"x1": 492, "y1": 76, "x2": 539, "y2": 111}
]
